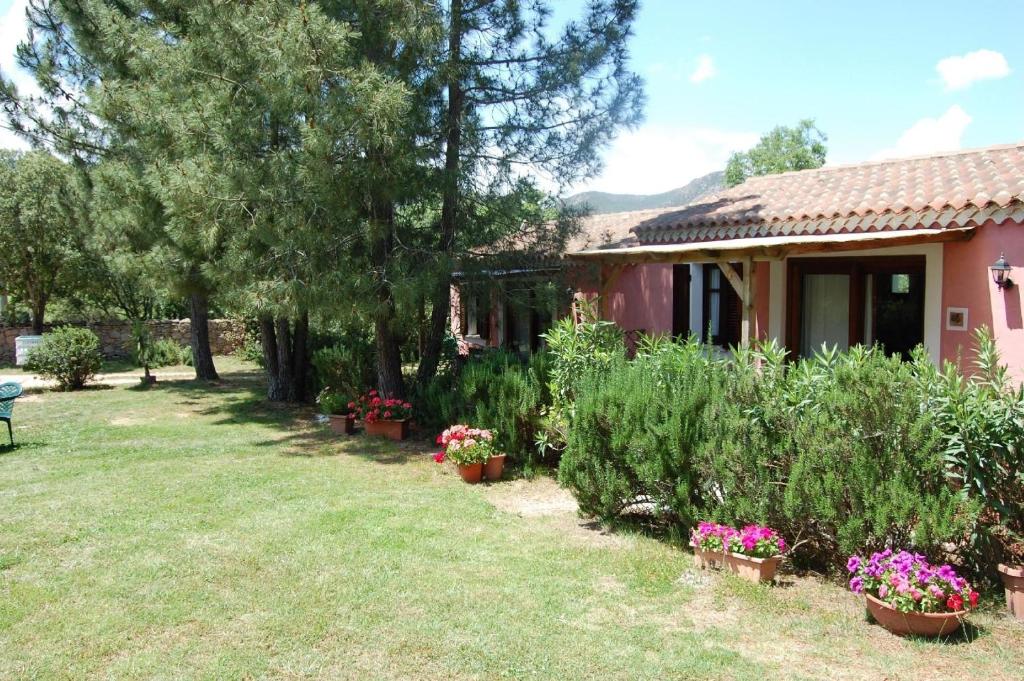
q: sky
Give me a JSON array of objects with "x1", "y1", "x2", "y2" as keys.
[{"x1": 2, "y1": 0, "x2": 1023, "y2": 196}]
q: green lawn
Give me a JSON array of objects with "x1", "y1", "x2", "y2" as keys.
[{"x1": 1, "y1": 360, "x2": 1022, "y2": 680}]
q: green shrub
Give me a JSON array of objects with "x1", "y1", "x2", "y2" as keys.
[
  {"x1": 559, "y1": 338, "x2": 715, "y2": 523},
  {"x1": 556, "y1": 330, "x2": 975, "y2": 572},
  {"x1": 459, "y1": 351, "x2": 550, "y2": 465},
  {"x1": 27, "y1": 327, "x2": 103, "y2": 390},
  {"x1": 921, "y1": 328, "x2": 1024, "y2": 573},
  {"x1": 413, "y1": 350, "x2": 551, "y2": 465},
  {"x1": 133, "y1": 338, "x2": 191, "y2": 368},
  {"x1": 541, "y1": 305, "x2": 624, "y2": 404},
  {"x1": 311, "y1": 338, "x2": 376, "y2": 399}
]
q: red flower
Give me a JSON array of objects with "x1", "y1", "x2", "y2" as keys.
[
  {"x1": 435, "y1": 434, "x2": 443, "y2": 445},
  {"x1": 371, "y1": 397, "x2": 382, "y2": 406},
  {"x1": 383, "y1": 411, "x2": 392, "y2": 419},
  {"x1": 433, "y1": 452, "x2": 445, "y2": 463},
  {"x1": 946, "y1": 594, "x2": 964, "y2": 611},
  {"x1": 369, "y1": 390, "x2": 378, "y2": 397},
  {"x1": 403, "y1": 402, "x2": 412, "y2": 409},
  {"x1": 347, "y1": 401, "x2": 355, "y2": 409},
  {"x1": 969, "y1": 591, "x2": 979, "y2": 608}
]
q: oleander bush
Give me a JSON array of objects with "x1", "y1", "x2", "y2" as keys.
[{"x1": 26, "y1": 326, "x2": 103, "y2": 391}]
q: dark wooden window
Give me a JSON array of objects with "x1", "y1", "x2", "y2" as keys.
[
  {"x1": 785, "y1": 256, "x2": 926, "y2": 359},
  {"x1": 672, "y1": 264, "x2": 691, "y2": 338},
  {"x1": 701, "y1": 263, "x2": 742, "y2": 347}
]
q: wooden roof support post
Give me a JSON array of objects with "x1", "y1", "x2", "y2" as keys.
[{"x1": 718, "y1": 259, "x2": 756, "y2": 347}]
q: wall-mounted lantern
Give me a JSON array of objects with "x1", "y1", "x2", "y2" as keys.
[{"x1": 991, "y1": 252, "x2": 1014, "y2": 290}]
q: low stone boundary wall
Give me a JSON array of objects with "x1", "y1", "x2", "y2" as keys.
[{"x1": 0, "y1": 319, "x2": 244, "y2": 364}]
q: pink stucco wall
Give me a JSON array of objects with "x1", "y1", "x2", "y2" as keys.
[
  {"x1": 603, "y1": 264, "x2": 674, "y2": 335},
  {"x1": 941, "y1": 220, "x2": 1024, "y2": 382}
]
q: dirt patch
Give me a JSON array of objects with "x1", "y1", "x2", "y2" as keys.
[
  {"x1": 485, "y1": 477, "x2": 634, "y2": 549},
  {"x1": 109, "y1": 416, "x2": 145, "y2": 426},
  {"x1": 485, "y1": 476, "x2": 578, "y2": 517}
]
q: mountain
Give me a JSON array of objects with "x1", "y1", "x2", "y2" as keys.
[{"x1": 564, "y1": 170, "x2": 724, "y2": 214}]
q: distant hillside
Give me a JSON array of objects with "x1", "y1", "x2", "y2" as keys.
[{"x1": 565, "y1": 170, "x2": 724, "y2": 214}]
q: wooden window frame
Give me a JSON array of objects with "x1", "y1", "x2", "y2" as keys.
[{"x1": 785, "y1": 255, "x2": 926, "y2": 357}]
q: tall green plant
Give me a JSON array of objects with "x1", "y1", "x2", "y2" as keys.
[{"x1": 922, "y1": 327, "x2": 1024, "y2": 569}]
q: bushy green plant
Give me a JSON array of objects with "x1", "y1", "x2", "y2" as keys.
[
  {"x1": 317, "y1": 389, "x2": 350, "y2": 416},
  {"x1": 27, "y1": 327, "x2": 103, "y2": 390},
  {"x1": 311, "y1": 339, "x2": 376, "y2": 398},
  {"x1": 920, "y1": 327, "x2": 1024, "y2": 571},
  {"x1": 541, "y1": 299, "x2": 624, "y2": 403},
  {"x1": 460, "y1": 351, "x2": 550, "y2": 465},
  {"x1": 558, "y1": 333, "x2": 975, "y2": 572},
  {"x1": 559, "y1": 337, "x2": 716, "y2": 523},
  {"x1": 134, "y1": 338, "x2": 191, "y2": 369}
]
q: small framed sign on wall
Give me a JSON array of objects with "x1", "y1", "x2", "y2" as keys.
[{"x1": 946, "y1": 307, "x2": 968, "y2": 331}]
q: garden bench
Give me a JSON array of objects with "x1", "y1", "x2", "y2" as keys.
[{"x1": 0, "y1": 381, "x2": 24, "y2": 446}]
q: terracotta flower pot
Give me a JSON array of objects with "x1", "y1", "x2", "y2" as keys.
[
  {"x1": 998, "y1": 563, "x2": 1024, "y2": 620},
  {"x1": 483, "y1": 454, "x2": 506, "y2": 481},
  {"x1": 723, "y1": 552, "x2": 781, "y2": 583},
  {"x1": 690, "y1": 543, "x2": 726, "y2": 571},
  {"x1": 327, "y1": 414, "x2": 356, "y2": 435},
  {"x1": 457, "y1": 462, "x2": 484, "y2": 484},
  {"x1": 865, "y1": 593, "x2": 966, "y2": 637},
  {"x1": 365, "y1": 419, "x2": 409, "y2": 441}
]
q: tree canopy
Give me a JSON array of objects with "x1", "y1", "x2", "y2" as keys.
[
  {"x1": 724, "y1": 119, "x2": 827, "y2": 187},
  {"x1": 0, "y1": 0, "x2": 644, "y2": 400},
  {"x1": 0, "y1": 149, "x2": 84, "y2": 334}
]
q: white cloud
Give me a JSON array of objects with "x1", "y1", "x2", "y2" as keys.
[
  {"x1": 571, "y1": 125, "x2": 758, "y2": 195},
  {"x1": 872, "y1": 105, "x2": 972, "y2": 161},
  {"x1": 0, "y1": 0, "x2": 36, "y2": 150},
  {"x1": 936, "y1": 49, "x2": 1010, "y2": 90},
  {"x1": 689, "y1": 54, "x2": 716, "y2": 84}
]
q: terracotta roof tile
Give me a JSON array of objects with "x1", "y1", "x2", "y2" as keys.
[{"x1": 570, "y1": 143, "x2": 1024, "y2": 248}]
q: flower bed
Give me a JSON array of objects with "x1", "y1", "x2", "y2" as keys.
[
  {"x1": 847, "y1": 550, "x2": 977, "y2": 636},
  {"x1": 690, "y1": 522, "x2": 787, "y2": 583},
  {"x1": 434, "y1": 425, "x2": 503, "y2": 483}
]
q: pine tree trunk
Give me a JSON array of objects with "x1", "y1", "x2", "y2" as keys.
[
  {"x1": 189, "y1": 292, "x2": 219, "y2": 380},
  {"x1": 291, "y1": 311, "x2": 309, "y2": 403},
  {"x1": 416, "y1": 1, "x2": 464, "y2": 387},
  {"x1": 261, "y1": 313, "x2": 310, "y2": 403},
  {"x1": 260, "y1": 315, "x2": 286, "y2": 402},
  {"x1": 375, "y1": 312, "x2": 405, "y2": 399}
]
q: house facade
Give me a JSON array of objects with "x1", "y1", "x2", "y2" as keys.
[{"x1": 452, "y1": 143, "x2": 1024, "y2": 382}]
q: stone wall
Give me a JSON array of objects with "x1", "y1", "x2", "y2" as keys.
[{"x1": 0, "y1": 319, "x2": 244, "y2": 364}]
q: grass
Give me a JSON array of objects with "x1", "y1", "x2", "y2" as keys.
[{"x1": 1, "y1": 359, "x2": 1022, "y2": 680}]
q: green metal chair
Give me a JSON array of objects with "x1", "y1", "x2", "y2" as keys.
[{"x1": 0, "y1": 382, "x2": 23, "y2": 446}]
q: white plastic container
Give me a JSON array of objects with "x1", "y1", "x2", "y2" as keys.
[{"x1": 15, "y1": 335, "x2": 43, "y2": 366}]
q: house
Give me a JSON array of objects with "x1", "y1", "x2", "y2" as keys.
[{"x1": 451, "y1": 143, "x2": 1024, "y2": 381}]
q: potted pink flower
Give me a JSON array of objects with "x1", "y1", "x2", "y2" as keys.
[
  {"x1": 433, "y1": 425, "x2": 501, "y2": 483},
  {"x1": 690, "y1": 522, "x2": 786, "y2": 583},
  {"x1": 847, "y1": 550, "x2": 978, "y2": 637},
  {"x1": 690, "y1": 522, "x2": 735, "y2": 571},
  {"x1": 350, "y1": 390, "x2": 413, "y2": 441}
]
